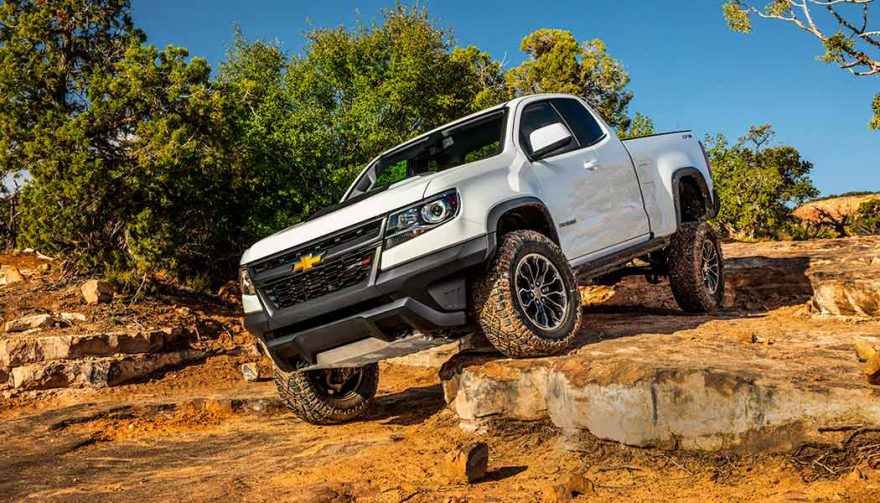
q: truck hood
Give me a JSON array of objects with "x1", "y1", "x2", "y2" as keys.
[{"x1": 241, "y1": 175, "x2": 435, "y2": 265}]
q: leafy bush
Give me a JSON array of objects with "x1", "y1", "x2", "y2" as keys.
[
  {"x1": 706, "y1": 125, "x2": 818, "y2": 240},
  {"x1": 849, "y1": 199, "x2": 880, "y2": 236}
]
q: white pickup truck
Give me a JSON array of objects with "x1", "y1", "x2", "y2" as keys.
[{"x1": 239, "y1": 93, "x2": 723, "y2": 424}]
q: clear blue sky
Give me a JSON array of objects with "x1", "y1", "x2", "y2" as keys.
[{"x1": 132, "y1": 0, "x2": 879, "y2": 196}]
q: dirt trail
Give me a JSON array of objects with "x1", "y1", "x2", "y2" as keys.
[{"x1": 2, "y1": 312, "x2": 880, "y2": 502}]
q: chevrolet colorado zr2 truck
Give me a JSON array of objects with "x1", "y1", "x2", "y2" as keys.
[{"x1": 239, "y1": 93, "x2": 723, "y2": 424}]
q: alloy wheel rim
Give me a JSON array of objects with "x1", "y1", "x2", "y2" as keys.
[
  {"x1": 514, "y1": 253, "x2": 568, "y2": 331},
  {"x1": 311, "y1": 368, "x2": 363, "y2": 399},
  {"x1": 700, "y1": 239, "x2": 721, "y2": 295}
]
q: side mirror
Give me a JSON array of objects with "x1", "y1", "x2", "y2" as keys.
[{"x1": 529, "y1": 123, "x2": 573, "y2": 160}]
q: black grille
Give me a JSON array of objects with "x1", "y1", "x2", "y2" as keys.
[
  {"x1": 252, "y1": 220, "x2": 382, "y2": 275},
  {"x1": 262, "y1": 248, "x2": 376, "y2": 309}
]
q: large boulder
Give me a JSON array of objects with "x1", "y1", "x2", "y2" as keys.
[{"x1": 440, "y1": 311, "x2": 880, "y2": 452}]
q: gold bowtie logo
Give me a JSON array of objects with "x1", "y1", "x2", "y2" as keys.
[{"x1": 293, "y1": 253, "x2": 324, "y2": 272}]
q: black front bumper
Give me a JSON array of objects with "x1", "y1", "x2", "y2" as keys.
[{"x1": 244, "y1": 234, "x2": 494, "y2": 371}]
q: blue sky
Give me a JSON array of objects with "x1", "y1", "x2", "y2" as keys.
[{"x1": 132, "y1": 0, "x2": 879, "y2": 196}]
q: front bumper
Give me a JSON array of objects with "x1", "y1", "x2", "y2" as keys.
[{"x1": 244, "y1": 234, "x2": 494, "y2": 371}]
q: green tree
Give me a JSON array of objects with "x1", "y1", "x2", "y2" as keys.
[
  {"x1": 706, "y1": 124, "x2": 819, "y2": 239},
  {"x1": 723, "y1": 0, "x2": 880, "y2": 130},
  {"x1": 217, "y1": 5, "x2": 498, "y2": 239},
  {"x1": 504, "y1": 29, "x2": 634, "y2": 130},
  {"x1": 619, "y1": 112, "x2": 655, "y2": 139},
  {"x1": 2, "y1": 0, "x2": 230, "y2": 279},
  {"x1": 849, "y1": 198, "x2": 880, "y2": 236}
]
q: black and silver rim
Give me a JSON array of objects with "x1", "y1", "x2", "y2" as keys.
[
  {"x1": 700, "y1": 239, "x2": 721, "y2": 295},
  {"x1": 514, "y1": 253, "x2": 568, "y2": 331},
  {"x1": 309, "y1": 368, "x2": 363, "y2": 400}
]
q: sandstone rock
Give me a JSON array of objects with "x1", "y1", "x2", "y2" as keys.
[
  {"x1": 4, "y1": 314, "x2": 58, "y2": 333},
  {"x1": 579, "y1": 285, "x2": 615, "y2": 305},
  {"x1": 241, "y1": 362, "x2": 260, "y2": 382},
  {"x1": 4, "y1": 266, "x2": 25, "y2": 285},
  {"x1": 58, "y1": 312, "x2": 87, "y2": 323},
  {"x1": 443, "y1": 442, "x2": 488, "y2": 484},
  {"x1": 217, "y1": 280, "x2": 240, "y2": 301},
  {"x1": 542, "y1": 484, "x2": 570, "y2": 503},
  {"x1": 871, "y1": 256, "x2": 880, "y2": 268},
  {"x1": 864, "y1": 352, "x2": 880, "y2": 385},
  {"x1": 35, "y1": 263, "x2": 50, "y2": 273},
  {"x1": 542, "y1": 474, "x2": 594, "y2": 502},
  {"x1": 854, "y1": 341, "x2": 878, "y2": 362},
  {"x1": 10, "y1": 349, "x2": 203, "y2": 390},
  {"x1": 80, "y1": 279, "x2": 113, "y2": 304},
  {"x1": 442, "y1": 331, "x2": 880, "y2": 451},
  {"x1": 0, "y1": 327, "x2": 187, "y2": 367}
]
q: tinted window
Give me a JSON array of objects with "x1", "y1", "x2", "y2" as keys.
[
  {"x1": 551, "y1": 98, "x2": 606, "y2": 147},
  {"x1": 519, "y1": 101, "x2": 574, "y2": 156},
  {"x1": 358, "y1": 111, "x2": 506, "y2": 195}
]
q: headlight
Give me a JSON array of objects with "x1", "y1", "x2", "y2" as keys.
[
  {"x1": 239, "y1": 267, "x2": 256, "y2": 295},
  {"x1": 385, "y1": 190, "x2": 459, "y2": 249}
]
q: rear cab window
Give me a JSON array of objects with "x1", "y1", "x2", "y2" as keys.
[{"x1": 550, "y1": 98, "x2": 606, "y2": 147}]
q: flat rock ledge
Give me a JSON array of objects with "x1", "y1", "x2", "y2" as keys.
[
  {"x1": 440, "y1": 327, "x2": 880, "y2": 452},
  {"x1": 0, "y1": 327, "x2": 202, "y2": 391}
]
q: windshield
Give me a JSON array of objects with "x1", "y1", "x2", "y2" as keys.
[{"x1": 347, "y1": 109, "x2": 507, "y2": 199}]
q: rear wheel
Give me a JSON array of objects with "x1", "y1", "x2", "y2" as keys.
[
  {"x1": 470, "y1": 230, "x2": 581, "y2": 358},
  {"x1": 667, "y1": 221, "x2": 724, "y2": 313},
  {"x1": 274, "y1": 363, "x2": 379, "y2": 425}
]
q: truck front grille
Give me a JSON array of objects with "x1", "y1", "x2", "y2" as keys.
[
  {"x1": 251, "y1": 220, "x2": 382, "y2": 275},
  {"x1": 262, "y1": 247, "x2": 376, "y2": 309}
]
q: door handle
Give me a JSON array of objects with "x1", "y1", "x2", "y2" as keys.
[{"x1": 584, "y1": 160, "x2": 599, "y2": 171}]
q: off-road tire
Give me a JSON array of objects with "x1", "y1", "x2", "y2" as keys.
[
  {"x1": 470, "y1": 230, "x2": 581, "y2": 358},
  {"x1": 667, "y1": 221, "x2": 724, "y2": 313},
  {"x1": 274, "y1": 363, "x2": 379, "y2": 425}
]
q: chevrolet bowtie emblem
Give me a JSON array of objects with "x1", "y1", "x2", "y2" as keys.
[{"x1": 292, "y1": 253, "x2": 324, "y2": 272}]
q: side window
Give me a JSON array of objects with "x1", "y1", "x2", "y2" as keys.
[
  {"x1": 519, "y1": 101, "x2": 575, "y2": 157},
  {"x1": 551, "y1": 98, "x2": 606, "y2": 147}
]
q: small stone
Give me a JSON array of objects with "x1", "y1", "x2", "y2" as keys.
[
  {"x1": 542, "y1": 473, "x2": 594, "y2": 502},
  {"x1": 58, "y1": 312, "x2": 87, "y2": 322},
  {"x1": 560, "y1": 473, "x2": 594, "y2": 496},
  {"x1": 864, "y1": 352, "x2": 880, "y2": 385},
  {"x1": 241, "y1": 362, "x2": 260, "y2": 382},
  {"x1": 871, "y1": 256, "x2": 880, "y2": 268},
  {"x1": 444, "y1": 442, "x2": 488, "y2": 484},
  {"x1": 4, "y1": 267, "x2": 25, "y2": 285},
  {"x1": 542, "y1": 484, "x2": 571, "y2": 503},
  {"x1": 81, "y1": 280, "x2": 113, "y2": 304},
  {"x1": 854, "y1": 341, "x2": 878, "y2": 362},
  {"x1": 4, "y1": 314, "x2": 57, "y2": 333},
  {"x1": 36, "y1": 263, "x2": 50, "y2": 273},
  {"x1": 217, "y1": 280, "x2": 241, "y2": 301}
]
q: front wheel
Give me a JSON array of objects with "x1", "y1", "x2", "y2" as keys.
[
  {"x1": 667, "y1": 221, "x2": 724, "y2": 313},
  {"x1": 470, "y1": 230, "x2": 581, "y2": 358},
  {"x1": 274, "y1": 363, "x2": 379, "y2": 425}
]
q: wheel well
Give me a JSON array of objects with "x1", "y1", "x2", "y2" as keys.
[
  {"x1": 495, "y1": 205, "x2": 560, "y2": 245},
  {"x1": 678, "y1": 176, "x2": 708, "y2": 223}
]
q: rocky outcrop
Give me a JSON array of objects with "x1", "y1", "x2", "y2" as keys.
[
  {"x1": 10, "y1": 350, "x2": 203, "y2": 390},
  {"x1": 0, "y1": 327, "x2": 196, "y2": 390},
  {"x1": 440, "y1": 308, "x2": 880, "y2": 452},
  {"x1": 0, "y1": 327, "x2": 187, "y2": 367}
]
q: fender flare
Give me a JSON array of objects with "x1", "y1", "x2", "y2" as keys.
[
  {"x1": 671, "y1": 167, "x2": 718, "y2": 223},
  {"x1": 486, "y1": 196, "x2": 560, "y2": 247}
]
